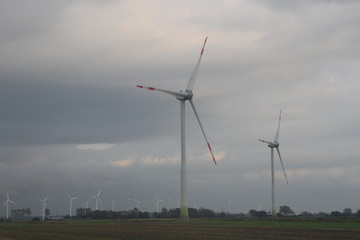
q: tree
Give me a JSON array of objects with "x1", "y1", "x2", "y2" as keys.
[
  {"x1": 167, "y1": 208, "x2": 180, "y2": 218},
  {"x1": 188, "y1": 208, "x2": 199, "y2": 218},
  {"x1": 279, "y1": 206, "x2": 295, "y2": 216},
  {"x1": 198, "y1": 208, "x2": 216, "y2": 218},
  {"x1": 330, "y1": 211, "x2": 342, "y2": 217},
  {"x1": 25, "y1": 208, "x2": 32, "y2": 216},
  {"x1": 248, "y1": 209, "x2": 267, "y2": 218},
  {"x1": 76, "y1": 208, "x2": 91, "y2": 218},
  {"x1": 342, "y1": 208, "x2": 352, "y2": 217},
  {"x1": 354, "y1": 209, "x2": 360, "y2": 218},
  {"x1": 298, "y1": 211, "x2": 313, "y2": 218},
  {"x1": 45, "y1": 208, "x2": 51, "y2": 219}
]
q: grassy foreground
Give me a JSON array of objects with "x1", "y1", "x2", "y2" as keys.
[{"x1": 1, "y1": 218, "x2": 360, "y2": 240}]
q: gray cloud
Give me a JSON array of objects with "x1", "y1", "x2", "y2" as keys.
[
  {"x1": 1, "y1": 0, "x2": 360, "y2": 216},
  {"x1": 0, "y1": 80, "x2": 179, "y2": 146}
]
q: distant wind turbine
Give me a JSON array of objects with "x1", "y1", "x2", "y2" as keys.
[
  {"x1": 125, "y1": 198, "x2": 131, "y2": 211},
  {"x1": 66, "y1": 193, "x2": 78, "y2": 217},
  {"x1": 259, "y1": 110, "x2": 289, "y2": 217},
  {"x1": 155, "y1": 194, "x2": 164, "y2": 213},
  {"x1": 82, "y1": 200, "x2": 90, "y2": 209},
  {"x1": 39, "y1": 197, "x2": 48, "y2": 221},
  {"x1": 137, "y1": 37, "x2": 217, "y2": 221},
  {"x1": 134, "y1": 199, "x2": 143, "y2": 210},
  {"x1": 92, "y1": 189, "x2": 102, "y2": 210},
  {"x1": 112, "y1": 197, "x2": 118, "y2": 212},
  {"x1": 2, "y1": 191, "x2": 15, "y2": 219},
  {"x1": 226, "y1": 200, "x2": 231, "y2": 213}
]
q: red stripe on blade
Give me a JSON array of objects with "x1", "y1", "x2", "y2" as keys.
[
  {"x1": 148, "y1": 87, "x2": 155, "y2": 90},
  {"x1": 136, "y1": 85, "x2": 143, "y2": 88},
  {"x1": 207, "y1": 143, "x2": 217, "y2": 165}
]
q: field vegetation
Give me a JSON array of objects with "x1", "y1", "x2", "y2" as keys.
[{"x1": 1, "y1": 218, "x2": 360, "y2": 240}]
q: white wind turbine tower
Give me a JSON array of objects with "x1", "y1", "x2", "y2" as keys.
[
  {"x1": 137, "y1": 37, "x2": 217, "y2": 221},
  {"x1": 226, "y1": 200, "x2": 231, "y2": 214},
  {"x1": 112, "y1": 197, "x2": 118, "y2": 212},
  {"x1": 39, "y1": 197, "x2": 48, "y2": 221},
  {"x1": 2, "y1": 191, "x2": 15, "y2": 220},
  {"x1": 155, "y1": 194, "x2": 164, "y2": 213},
  {"x1": 125, "y1": 198, "x2": 131, "y2": 211},
  {"x1": 66, "y1": 193, "x2": 78, "y2": 217},
  {"x1": 92, "y1": 189, "x2": 102, "y2": 210},
  {"x1": 259, "y1": 110, "x2": 289, "y2": 218}
]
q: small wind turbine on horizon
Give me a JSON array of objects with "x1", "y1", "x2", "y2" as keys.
[
  {"x1": 134, "y1": 199, "x2": 143, "y2": 210},
  {"x1": 137, "y1": 37, "x2": 217, "y2": 221},
  {"x1": 112, "y1": 197, "x2": 118, "y2": 212},
  {"x1": 125, "y1": 198, "x2": 131, "y2": 211},
  {"x1": 2, "y1": 191, "x2": 15, "y2": 219},
  {"x1": 92, "y1": 189, "x2": 102, "y2": 210},
  {"x1": 226, "y1": 200, "x2": 231, "y2": 214},
  {"x1": 259, "y1": 110, "x2": 289, "y2": 218},
  {"x1": 39, "y1": 197, "x2": 48, "y2": 221},
  {"x1": 155, "y1": 194, "x2": 164, "y2": 213},
  {"x1": 82, "y1": 200, "x2": 90, "y2": 209},
  {"x1": 66, "y1": 193, "x2": 78, "y2": 218}
]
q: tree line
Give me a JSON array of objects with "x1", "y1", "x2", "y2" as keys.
[
  {"x1": 68, "y1": 206, "x2": 360, "y2": 220},
  {"x1": 3, "y1": 205, "x2": 360, "y2": 221}
]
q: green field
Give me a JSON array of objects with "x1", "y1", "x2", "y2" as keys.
[{"x1": 1, "y1": 218, "x2": 360, "y2": 240}]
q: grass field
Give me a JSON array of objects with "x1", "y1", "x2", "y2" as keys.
[{"x1": 1, "y1": 218, "x2": 360, "y2": 240}]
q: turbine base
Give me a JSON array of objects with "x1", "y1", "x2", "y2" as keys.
[
  {"x1": 272, "y1": 210, "x2": 277, "y2": 218},
  {"x1": 180, "y1": 205, "x2": 189, "y2": 221}
]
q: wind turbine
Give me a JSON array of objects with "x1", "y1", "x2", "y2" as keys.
[
  {"x1": 134, "y1": 199, "x2": 143, "y2": 210},
  {"x1": 226, "y1": 200, "x2": 231, "y2": 214},
  {"x1": 66, "y1": 193, "x2": 78, "y2": 217},
  {"x1": 39, "y1": 197, "x2": 48, "y2": 220},
  {"x1": 2, "y1": 191, "x2": 15, "y2": 219},
  {"x1": 259, "y1": 110, "x2": 289, "y2": 217},
  {"x1": 82, "y1": 200, "x2": 90, "y2": 209},
  {"x1": 137, "y1": 37, "x2": 216, "y2": 221},
  {"x1": 92, "y1": 189, "x2": 102, "y2": 210},
  {"x1": 155, "y1": 194, "x2": 164, "y2": 213},
  {"x1": 125, "y1": 198, "x2": 131, "y2": 211},
  {"x1": 112, "y1": 197, "x2": 118, "y2": 212}
]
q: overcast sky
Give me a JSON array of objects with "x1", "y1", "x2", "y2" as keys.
[{"x1": 1, "y1": 0, "x2": 360, "y2": 217}]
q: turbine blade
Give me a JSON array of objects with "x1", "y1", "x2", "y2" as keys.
[
  {"x1": 186, "y1": 37, "x2": 208, "y2": 92},
  {"x1": 258, "y1": 139, "x2": 274, "y2": 146},
  {"x1": 2, "y1": 201, "x2": 7, "y2": 207},
  {"x1": 136, "y1": 85, "x2": 187, "y2": 99},
  {"x1": 9, "y1": 200, "x2": 15, "y2": 204},
  {"x1": 189, "y1": 99, "x2": 217, "y2": 165},
  {"x1": 276, "y1": 147, "x2": 289, "y2": 186},
  {"x1": 274, "y1": 110, "x2": 282, "y2": 144},
  {"x1": 66, "y1": 193, "x2": 71, "y2": 199},
  {"x1": 97, "y1": 189, "x2": 101, "y2": 197},
  {"x1": 98, "y1": 198, "x2": 102, "y2": 205}
]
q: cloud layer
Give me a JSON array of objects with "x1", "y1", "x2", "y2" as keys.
[{"x1": 1, "y1": 0, "x2": 360, "y2": 216}]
